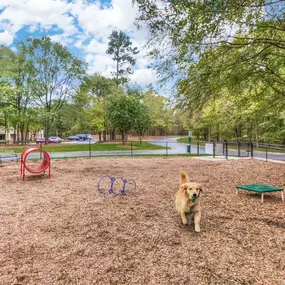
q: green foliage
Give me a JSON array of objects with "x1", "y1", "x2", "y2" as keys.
[
  {"x1": 106, "y1": 94, "x2": 153, "y2": 142},
  {"x1": 133, "y1": 1, "x2": 285, "y2": 143},
  {"x1": 18, "y1": 36, "x2": 87, "y2": 139},
  {"x1": 71, "y1": 75, "x2": 124, "y2": 137},
  {"x1": 106, "y1": 94, "x2": 140, "y2": 138},
  {"x1": 134, "y1": 0, "x2": 284, "y2": 75},
  {"x1": 106, "y1": 30, "x2": 139, "y2": 85},
  {"x1": 2, "y1": 141, "x2": 167, "y2": 154},
  {"x1": 134, "y1": 103, "x2": 153, "y2": 143}
]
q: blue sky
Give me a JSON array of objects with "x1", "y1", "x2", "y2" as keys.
[{"x1": 0, "y1": 0, "x2": 160, "y2": 90}]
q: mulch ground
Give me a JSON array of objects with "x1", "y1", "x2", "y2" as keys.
[{"x1": 0, "y1": 157, "x2": 285, "y2": 285}]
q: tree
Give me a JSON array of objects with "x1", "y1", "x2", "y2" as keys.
[
  {"x1": 106, "y1": 94, "x2": 148, "y2": 144},
  {"x1": 77, "y1": 75, "x2": 123, "y2": 141},
  {"x1": 134, "y1": 103, "x2": 153, "y2": 144},
  {"x1": 143, "y1": 90, "x2": 173, "y2": 136},
  {"x1": 0, "y1": 46, "x2": 14, "y2": 142},
  {"x1": 106, "y1": 30, "x2": 139, "y2": 86},
  {"x1": 0, "y1": 46, "x2": 37, "y2": 144},
  {"x1": 18, "y1": 36, "x2": 86, "y2": 142},
  {"x1": 134, "y1": 0, "x2": 285, "y2": 91}
]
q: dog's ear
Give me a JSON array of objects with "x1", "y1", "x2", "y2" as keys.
[
  {"x1": 181, "y1": 184, "x2": 188, "y2": 194},
  {"x1": 179, "y1": 170, "x2": 189, "y2": 185},
  {"x1": 198, "y1": 185, "x2": 203, "y2": 193}
]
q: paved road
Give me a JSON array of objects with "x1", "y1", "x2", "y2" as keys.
[
  {"x1": 24, "y1": 137, "x2": 197, "y2": 159},
  {"x1": 146, "y1": 137, "x2": 205, "y2": 155},
  {"x1": 24, "y1": 137, "x2": 285, "y2": 162}
]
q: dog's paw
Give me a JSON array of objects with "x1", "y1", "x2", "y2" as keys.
[
  {"x1": 182, "y1": 218, "x2": 188, "y2": 225},
  {"x1": 194, "y1": 224, "x2": 201, "y2": 233}
]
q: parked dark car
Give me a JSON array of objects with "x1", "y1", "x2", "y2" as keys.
[
  {"x1": 76, "y1": 134, "x2": 93, "y2": 141},
  {"x1": 67, "y1": 136, "x2": 80, "y2": 141}
]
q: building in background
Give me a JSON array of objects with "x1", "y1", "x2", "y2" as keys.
[{"x1": 0, "y1": 127, "x2": 44, "y2": 143}]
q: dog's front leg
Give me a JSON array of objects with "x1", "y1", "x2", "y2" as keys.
[
  {"x1": 194, "y1": 211, "x2": 201, "y2": 232},
  {"x1": 181, "y1": 212, "x2": 188, "y2": 225},
  {"x1": 187, "y1": 212, "x2": 194, "y2": 225}
]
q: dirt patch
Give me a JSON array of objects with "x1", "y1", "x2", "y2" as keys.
[{"x1": 0, "y1": 157, "x2": 285, "y2": 285}]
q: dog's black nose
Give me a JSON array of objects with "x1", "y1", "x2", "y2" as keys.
[{"x1": 193, "y1": 193, "x2": 197, "y2": 197}]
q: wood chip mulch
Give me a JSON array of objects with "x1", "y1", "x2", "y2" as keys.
[{"x1": 0, "y1": 157, "x2": 285, "y2": 285}]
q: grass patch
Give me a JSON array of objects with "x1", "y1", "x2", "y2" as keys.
[
  {"x1": 176, "y1": 137, "x2": 205, "y2": 146},
  {"x1": 0, "y1": 141, "x2": 168, "y2": 154}
]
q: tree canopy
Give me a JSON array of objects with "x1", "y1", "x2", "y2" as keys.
[{"x1": 106, "y1": 30, "x2": 140, "y2": 86}]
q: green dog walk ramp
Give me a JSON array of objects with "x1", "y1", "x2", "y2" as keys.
[{"x1": 236, "y1": 184, "x2": 284, "y2": 203}]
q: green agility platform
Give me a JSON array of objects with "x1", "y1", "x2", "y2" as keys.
[{"x1": 236, "y1": 184, "x2": 284, "y2": 203}]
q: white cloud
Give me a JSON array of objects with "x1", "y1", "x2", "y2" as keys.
[
  {"x1": 130, "y1": 68, "x2": 158, "y2": 87},
  {"x1": 0, "y1": 30, "x2": 14, "y2": 45},
  {"x1": 0, "y1": 0, "x2": 158, "y2": 88},
  {"x1": 70, "y1": 0, "x2": 137, "y2": 39},
  {"x1": 85, "y1": 53, "x2": 115, "y2": 75},
  {"x1": 84, "y1": 39, "x2": 108, "y2": 54},
  {"x1": 0, "y1": 0, "x2": 76, "y2": 36},
  {"x1": 49, "y1": 33, "x2": 73, "y2": 46}
]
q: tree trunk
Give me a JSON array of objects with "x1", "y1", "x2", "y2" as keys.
[
  {"x1": 99, "y1": 131, "x2": 102, "y2": 142},
  {"x1": 247, "y1": 122, "x2": 252, "y2": 142},
  {"x1": 13, "y1": 125, "x2": 16, "y2": 144},
  {"x1": 103, "y1": 130, "x2": 107, "y2": 141},
  {"x1": 17, "y1": 126, "x2": 20, "y2": 145},
  {"x1": 45, "y1": 112, "x2": 50, "y2": 145},
  {"x1": 111, "y1": 129, "x2": 116, "y2": 141},
  {"x1": 20, "y1": 127, "x2": 24, "y2": 146},
  {"x1": 4, "y1": 111, "x2": 8, "y2": 145},
  {"x1": 25, "y1": 123, "x2": 30, "y2": 145},
  {"x1": 207, "y1": 126, "x2": 211, "y2": 142},
  {"x1": 216, "y1": 123, "x2": 220, "y2": 142},
  {"x1": 116, "y1": 56, "x2": 119, "y2": 86},
  {"x1": 255, "y1": 119, "x2": 259, "y2": 148},
  {"x1": 121, "y1": 130, "x2": 126, "y2": 145}
]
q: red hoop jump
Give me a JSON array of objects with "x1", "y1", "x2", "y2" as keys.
[{"x1": 21, "y1": 147, "x2": 51, "y2": 180}]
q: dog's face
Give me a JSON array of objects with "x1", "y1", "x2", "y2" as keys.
[{"x1": 181, "y1": 182, "x2": 203, "y2": 202}]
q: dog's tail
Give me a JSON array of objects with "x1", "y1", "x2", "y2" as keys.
[{"x1": 179, "y1": 170, "x2": 189, "y2": 185}]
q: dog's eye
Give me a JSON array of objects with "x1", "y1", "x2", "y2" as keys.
[
  {"x1": 196, "y1": 188, "x2": 198, "y2": 190},
  {"x1": 189, "y1": 188, "x2": 192, "y2": 190}
]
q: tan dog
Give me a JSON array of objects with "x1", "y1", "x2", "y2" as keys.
[{"x1": 175, "y1": 170, "x2": 203, "y2": 232}]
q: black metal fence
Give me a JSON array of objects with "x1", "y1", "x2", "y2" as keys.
[
  {"x1": 2, "y1": 138, "x2": 285, "y2": 162},
  {"x1": 214, "y1": 141, "x2": 285, "y2": 162},
  {"x1": 32, "y1": 140, "x2": 206, "y2": 159},
  {"x1": 216, "y1": 141, "x2": 254, "y2": 159}
]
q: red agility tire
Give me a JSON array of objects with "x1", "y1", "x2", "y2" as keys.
[{"x1": 21, "y1": 147, "x2": 51, "y2": 180}]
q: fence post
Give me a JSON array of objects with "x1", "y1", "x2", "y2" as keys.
[
  {"x1": 238, "y1": 141, "x2": 240, "y2": 157},
  {"x1": 213, "y1": 141, "x2": 216, "y2": 158},
  {"x1": 197, "y1": 140, "x2": 200, "y2": 156},
  {"x1": 266, "y1": 147, "x2": 268, "y2": 162},
  {"x1": 40, "y1": 143, "x2": 42, "y2": 159},
  {"x1": 131, "y1": 141, "x2": 133, "y2": 156},
  {"x1": 166, "y1": 142, "x2": 168, "y2": 156},
  {"x1": 89, "y1": 139, "x2": 91, "y2": 157},
  {"x1": 251, "y1": 142, "x2": 253, "y2": 158}
]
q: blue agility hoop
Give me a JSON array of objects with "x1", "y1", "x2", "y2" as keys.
[{"x1": 98, "y1": 175, "x2": 136, "y2": 197}]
